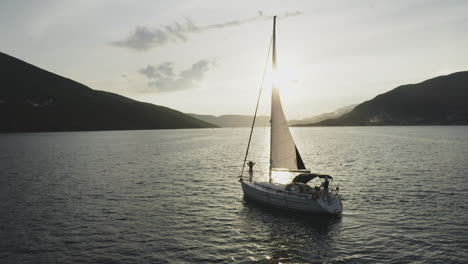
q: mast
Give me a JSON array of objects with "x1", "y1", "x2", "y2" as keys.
[
  {"x1": 272, "y1": 16, "x2": 277, "y2": 71},
  {"x1": 269, "y1": 16, "x2": 277, "y2": 183}
]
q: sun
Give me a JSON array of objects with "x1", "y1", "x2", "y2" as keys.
[{"x1": 272, "y1": 66, "x2": 297, "y2": 98}]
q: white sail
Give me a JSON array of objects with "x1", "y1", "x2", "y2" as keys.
[
  {"x1": 269, "y1": 16, "x2": 306, "y2": 173},
  {"x1": 270, "y1": 86, "x2": 306, "y2": 171}
]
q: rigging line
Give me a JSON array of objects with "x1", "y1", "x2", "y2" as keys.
[{"x1": 240, "y1": 35, "x2": 273, "y2": 179}]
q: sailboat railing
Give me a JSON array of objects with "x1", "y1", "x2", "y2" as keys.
[{"x1": 250, "y1": 181, "x2": 339, "y2": 199}]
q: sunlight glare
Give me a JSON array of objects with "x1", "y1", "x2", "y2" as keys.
[
  {"x1": 272, "y1": 66, "x2": 296, "y2": 100},
  {"x1": 271, "y1": 171, "x2": 295, "y2": 184}
]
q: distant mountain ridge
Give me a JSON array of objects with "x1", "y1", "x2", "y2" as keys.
[
  {"x1": 0, "y1": 52, "x2": 216, "y2": 132},
  {"x1": 288, "y1": 104, "x2": 357, "y2": 126},
  {"x1": 188, "y1": 114, "x2": 270, "y2": 127},
  {"x1": 299, "y1": 71, "x2": 468, "y2": 126},
  {"x1": 189, "y1": 105, "x2": 356, "y2": 128}
]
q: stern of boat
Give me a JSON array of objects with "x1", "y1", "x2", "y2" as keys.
[{"x1": 319, "y1": 193, "x2": 343, "y2": 215}]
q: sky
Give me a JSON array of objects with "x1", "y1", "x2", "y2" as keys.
[{"x1": 1, "y1": 0, "x2": 468, "y2": 119}]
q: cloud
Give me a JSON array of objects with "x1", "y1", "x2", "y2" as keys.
[
  {"x1": 112, "y1": 11, "x2": 302, "y2": 51},
  {"x1": 139, "y1": 60, "x2": 214, "y2": 92}
]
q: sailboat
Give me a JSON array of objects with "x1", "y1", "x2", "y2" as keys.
[{"x1": 239, "y1": 16, "x2": 343, "y2": 215}]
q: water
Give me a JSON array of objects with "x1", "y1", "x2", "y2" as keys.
[{"x1": 1, "y1": 127, "x2": 467, "y2": 263}]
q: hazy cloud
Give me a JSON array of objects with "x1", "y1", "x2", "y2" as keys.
[
  {"x1": 112, "y1": 11, "x2": 302, "y2": 51},
  {"x1": 121, "y1": 74, "x2": 130, "y2": 82},
  {"x1": 139, "y1": 60, "x2": 214, "y2": 92}
]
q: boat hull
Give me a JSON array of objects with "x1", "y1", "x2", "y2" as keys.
[{"x1": 241, "y1": 181, "x2": 342, "y2": 215}]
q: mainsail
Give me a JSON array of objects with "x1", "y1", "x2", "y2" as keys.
[
  {"x1": 270, "y1": 87, "x2": 306, "y2": 171},
  {"x1": 270, "y1": 16, "x2": 306, "y2": 173}
]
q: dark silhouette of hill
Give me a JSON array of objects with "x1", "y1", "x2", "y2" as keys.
[
  {"x1": 0, "y1": 52, "x2": 216, "y2": 132},
  {"x1": 300, "y1": 71, "x2": 468, "y2": 126}
]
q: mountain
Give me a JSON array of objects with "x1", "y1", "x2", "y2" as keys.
[
  {"x1": 0, "y1": 52, "x2": 216, "y2": 132},
  {"x1": 188, "y1": 114, "x2": 270, "y2": 127},
  {"x1": 300, "y1": 71, "x2": 468, "y2": 126},
  {"x1": 289, "y1": 104, "x2": 357, "y2": 126},
  {"x1": 189, "y1": 104, "x2": 356, "y2": 128}
]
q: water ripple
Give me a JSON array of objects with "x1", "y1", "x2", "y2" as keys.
[{"x1": 1, "y1": 127, "x2": 467, "y2": 263}]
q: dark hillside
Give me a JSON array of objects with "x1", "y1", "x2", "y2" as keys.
[
  {"x1": 304, "y1": 71, "x2": 468, "y2": 126},
  {"x1": 0, "y1": 52, "x2": 216, "y2": 132}
]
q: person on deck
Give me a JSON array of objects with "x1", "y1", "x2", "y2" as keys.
[
  {"x1": 247, "y1": 161, "x2": 255, "y2": 182},
  {"x1": 322, "y1": 177, "x2": 329, "y2": 191}
]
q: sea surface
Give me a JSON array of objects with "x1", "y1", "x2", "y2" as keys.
[{"x1": 1, "y1": 127, "x2": 467, "y2": 263}]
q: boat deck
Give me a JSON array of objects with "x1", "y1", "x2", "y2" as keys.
[
  {"x1": 250, "y1": 181, "x2": 336, "y2": 200},
  {"x1": 241, "y1": 181, "x2": 342, "y2": 214}
]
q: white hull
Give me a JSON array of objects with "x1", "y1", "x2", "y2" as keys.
[{"x1": 241, "y1": 181, "x2": 342, "y2": 215}]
